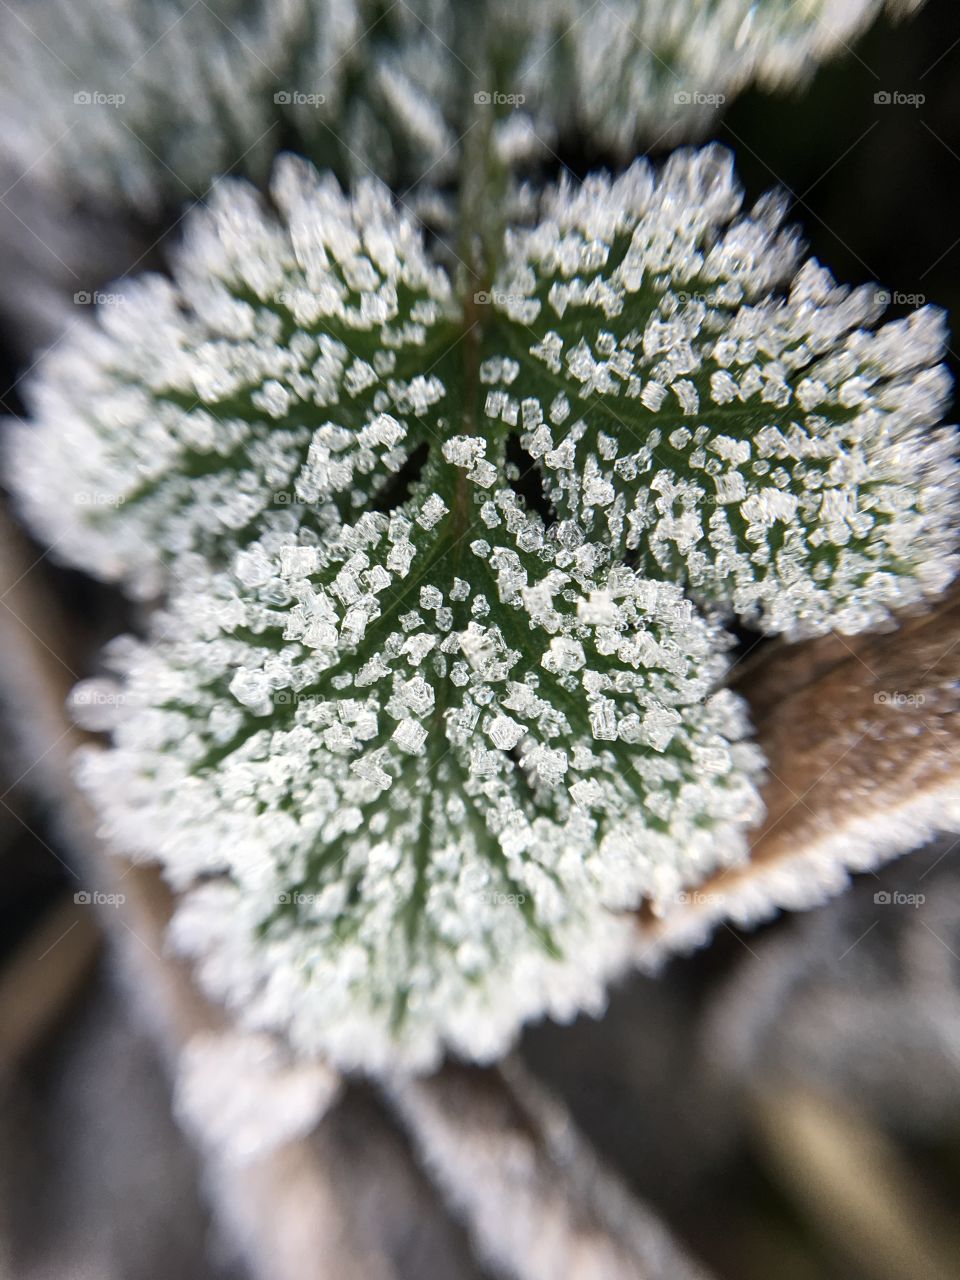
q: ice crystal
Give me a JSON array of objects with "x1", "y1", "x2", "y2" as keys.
[
  {"x1": 11, "y1": 145, "x2": 957, "y2": 1069},
  {"x1": 509, "y1": 0, "x2": 926, "y2": 154},
  {"x1": 76, "y1": 489, "x2": 763, "y2": 1070},
  {"x1": 486, "y1": 146, "x2": 959, "y2": 637},
  {"x1": 8, "y1": 157, "x2": 457, "y2": 596},
  {"x1": 0, "y1": 0, "x2": 925, "y2": 210}
]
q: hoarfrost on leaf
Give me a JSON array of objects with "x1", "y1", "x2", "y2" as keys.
[
  {"x1": 504, "y1": 0, "x2": 926, "y2": 155},
  {"x1": 486, "y1": 145, "x2": 959, "y2": 637},
  {"x1": 7, "y1": 156, "x2": 457, "y2": 595},
  {"x1": 76, "y1": 476, "x2": 764, "y2": 1070},
  {"x1": 0, "y1": 0, "x2": 927, "y2": 207},
  {"x1": 0, "y1": 0, "x2": 460, "y2": 205},
  {"x1": 14, "y1": 143, "x2": 957, "y2": 1072}
]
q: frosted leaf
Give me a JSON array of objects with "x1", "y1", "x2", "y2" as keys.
[
  {"x1": 0, "y1": 0, "x2": 925, "y2": 218},
  {"x1": 502, "y1": 0, "x2": 924, "y2": 155},
  {"x1": 0, "y1": 0, "x2": 461, "y2": 208},
  {"x1": 174, "y1": 1030, "x2": 340, "y2": 1167},
  {"x1": 7, "y1": 157, "x2": 457, "y2": 595},
  {"x1": 487, "y1": 145, "x2": 959, "y2": 637},
  {"x1": 32, "y1": 142, "x2": 957, "y2": 1074},
  {"x1": 77, "y1": 475, "x2": 763, "y2": 1071}
]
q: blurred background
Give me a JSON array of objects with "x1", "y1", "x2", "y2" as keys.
[{"x1": 0, "y1": 2, "x2": 959, "y2": 1278}]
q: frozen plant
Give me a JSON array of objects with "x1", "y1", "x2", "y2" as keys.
[
  {"x1": 0, "y1": 0, "x2": 450, "y2": 210},
  {"x1": 9, "y1": 166, "x2": 458, "y2": 598},
  {"x1": 0, "y1": 0, "x2": 927, "y2": 212},
  {"x1": 485, "y1": 161, "x2": 957, "y2": 637},
  {"x1": 9, "y1": 145, "x2": 957, "y2": 1070},
  {"x1": 502, "y1": 0, "x2": 928, "y2": 154},
  {"x1": 74, "y1": 510, "x2": 763, "y2": 1070},
  {"x1": 11, "y1": 148, "x2": 956, "y2": 630}
]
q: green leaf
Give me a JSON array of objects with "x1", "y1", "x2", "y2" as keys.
[
  {"x1": 78, "y1": 465, "x2": 761, "y2": 1069},
  {"x1": 10, "y1": 160, "x2": 458, "y2": 596},
  {"x1": 18, "y1": 146, "x2": 955, "y2": 1069},
  {"x1": 484, "y1": 148, "x2": 958, "y2": 636}
]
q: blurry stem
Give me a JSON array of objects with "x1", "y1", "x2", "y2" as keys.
[
  {"x1": 384, "y1": 1056, "x2": 715, "y2": 1280},
  {"x1": 752, "y1": 1083, "x2": 960, "y2": 1280},
  {"x1": 456, "y1": 9, "x2": 510, "y2": 307},
  {"x1": 0, "y1": 896, "x2": 100, "y2": 1084},
  {"x1": 0, "y1": 508, "x2": 387, "y2": 1280}
]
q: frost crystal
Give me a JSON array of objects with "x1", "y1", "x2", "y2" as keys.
[
  {"x1": 487, "y1": 145, "x2": 959, "y2": 637},
  {"x1": 7, "y1": 157, "x2": 456, "y2": 596},
  {"x1": 0, "y1": 0, "x2": 925, "y2": 209},
  {"x1": 76, "y1": 487, "x2": 763, "y2": 1070},
  {"x1": 16, "y1": 144, "x2": 956, "y2": 1071}
]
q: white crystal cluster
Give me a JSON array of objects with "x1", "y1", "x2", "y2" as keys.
[
  {"x1": 76, "y1": 483, "x2": 762, "y2": 1070},
  {"x1": 0, "y1": 0, "x2": 358, "y2": 209},
  {"x1": 0, "y1": 0, "x2": 924, "y2": 210},
  {"x1": 8, "y1": 157, "x2": 456, "y2": 596},
  {"x1": 509, "y1": 0, "x2": 925, "y2": 153},
  {"x1": 10, "y1": 145, "x2": 956, "y2": 1070},
  {"x1": 487, "y1": 146, "x2": 959, "y2": 637},
  {"x1": 0, "y1": 0, "x2": 462, "y2": 207}
]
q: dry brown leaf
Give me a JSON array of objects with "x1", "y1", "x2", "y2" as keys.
[{"x1": 638, "y1": 592, "x2": 960, "y2": 962}]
